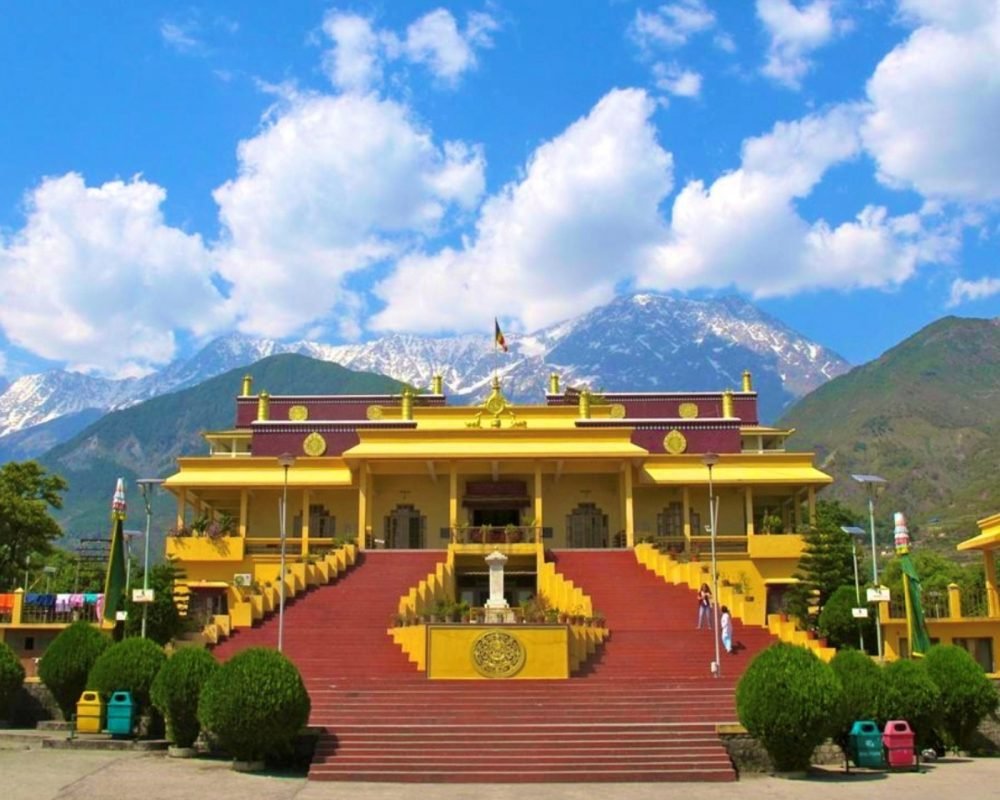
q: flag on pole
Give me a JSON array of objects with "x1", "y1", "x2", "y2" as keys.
[
  {"x1": 494, "y1": 318, "x2": 508, "y2": 352},
  {"x1": 894, "y1": 512, "x2": 931, "y2": 657},
  {"x1": 102, "y1": 478, "x2": 128, "y2": 625}
]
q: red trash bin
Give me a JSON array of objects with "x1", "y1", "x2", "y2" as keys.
[{"x1": 883, "y1": 720, "x2": 916, "y2": 768}]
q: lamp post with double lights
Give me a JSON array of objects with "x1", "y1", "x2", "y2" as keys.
[
  {"x1": 841, "y1": 525, "x2": 868, "y2": 652},
  {"x1": 136, "y1": 479, "x2": 164, "y2": 639},
  {"x1": 852, "y1": 473, "x2": 887, "y2": 660},
  {"x1": 702, "y1": 452, "x2": 721, "y2": 678},
  {"x1": 277, "y1": 453, "x2": 296, "y2": 653}
]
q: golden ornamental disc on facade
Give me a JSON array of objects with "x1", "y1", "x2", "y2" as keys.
[
  {"x1": 288, "y1": 405, "x2": 308, "y2": 421},
  {"x1": 366, "y1": 405, "x2": 383, "y2": 420},
  {"x1": 663, "y1": 429, "x2": 687, "y2": 455},
  {"x1": 609, "y1": 403, "x2": 626, "y2": 419},
  {"x1": 302, "y1": 432, "x2": 327, "y2": 457},
  {"x1": 471, "y1": 630, "x2": 526, "y2": 678},
  {"x1": 678, "y1": 402, "x2": 698, "y2": 419}
]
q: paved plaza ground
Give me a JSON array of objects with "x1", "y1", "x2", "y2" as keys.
[{"x1": 1, "y1": 742, "x2": 999, "y2": 800}]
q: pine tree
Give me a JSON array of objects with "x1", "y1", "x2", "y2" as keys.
[{"x1": 786, "y1": 500, "x2": 859, "y2": 627}]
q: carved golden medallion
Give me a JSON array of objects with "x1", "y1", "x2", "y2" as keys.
[
  {"x1": 663, "y1": 429, "x2": 687, "y2": 455},
  {"x1": 288, "y1": 405, "x2": 308, "y2": 421},
  {"x1": 366, "y1": 405, "x2": 383, "y2": 420},
  {"x1": 302, "y1": 432, "x2": 327, "y2": 457},
  {"x1": 678, "y1": 402, "x2": 698, "y2": 419},
  {"x1": 609, "y1": 403, "x2": 626, "y2": 419},
  {"x1": 471, "y1": 630, "x2": 526, "y2": 678}
]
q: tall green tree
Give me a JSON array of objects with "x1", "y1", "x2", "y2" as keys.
[
  {"x1": 0, "y1": 461, "x2": 68, "y2": 589},
  {"x1": 786, "y1": 500, "x2": 859, "y2": 627}
]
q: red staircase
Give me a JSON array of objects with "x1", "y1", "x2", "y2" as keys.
[{"x1": 214, "y1": 550, "x2": 777, "y2": 782}]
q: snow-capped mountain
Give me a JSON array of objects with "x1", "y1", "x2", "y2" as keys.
[{"x1": 0, "y1": 293, "x2": 850, "y2": 453}]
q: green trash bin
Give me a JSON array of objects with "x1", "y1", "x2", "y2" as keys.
[
  {"x1": 106, "y1": 691, "x2": 135, "y2": 737},
  {"x1": 848, "y1": 720, "x2": 885, "y2": 768}
]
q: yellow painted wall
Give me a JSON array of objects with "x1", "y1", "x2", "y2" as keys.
[
  {"x1": 371, "y1": 473, "x2": 451, "y2": 548},
  {"x1": 427, "y1": 626, "x2": 569, "y2": 679},
  {"x1": 882, "y1": 619, "x2": 1000, "y2": 675},
  {"x1": 633, "y1": 486, "x2": 684, "y2": 537},
  {"x1": 246, "y1": 489, "x2": 283, "y2": 538}
]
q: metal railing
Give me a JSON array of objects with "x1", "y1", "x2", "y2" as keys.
[
  {"x1": 446, "y1": 526, "x2": 548, "y2": 545},
  {"x1": 650, "y1": 534, "x2": 750, "y2": 557}
]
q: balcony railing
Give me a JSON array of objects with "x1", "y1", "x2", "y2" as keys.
[
  {"x1": 446, "y1": 526, "x2": 549, "y2": 545},
  {"x1": 649, "y1": 534, "x2": 750, "y2": 557}
]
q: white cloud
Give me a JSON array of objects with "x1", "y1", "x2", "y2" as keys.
[
  {"x1": 371, "y1": 89, "x2": 673, "y2": 334},
  {"x1": 322, "y1": 7, "x2": 497, "y2": 92},
  {"x1": 631, "y1": 2, "x2": 716, "y2": 49},
  {"x1": 653, "y1": 63, "x2": 703, "y2": 97},
  {"x1": 756, "y1": 0, "x2": 847, "y2": 89},
  {"x1": 213, "y1": 92, "x2": 485, "y2": 338},
  {"x1": 638, "y1": 104, "x2": 950, "y2": 297},
  {"x1": 0, "y1": 174, "x2": 222, "y2": 376},
  {"x1": 321, "y1": 13, "x2": 383, "y2": 93},
  {"x1": 948, "y1": 276, "x2": 1000, "y2": 307},
  {"x1": 861, "y1": 2, "x2": 1000, "y2": 202},
  {"x1": 160, "y1": 20, "x2": 203, "y2": 54}
]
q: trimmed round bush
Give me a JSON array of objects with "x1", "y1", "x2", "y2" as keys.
[
  {"x1": 87, "y1": 637, "x2": 166, "y2": 710},
  {"x1": 151, "y1": 647, "x2": 219, "y2": 748},
  {"x1": 37, "y1": 621, "x2": 111, "y2": 718},
  {"x1": 878, "y1": 658, "x2": 940, "y2": 748},
  {"x1": 0, "y1": 640, "x2": 26, "y2": 718},
  {"x1": 924, "y1": 644, "x2": 999, "y2": 751},
  {"x1": 198, "y1": 647, "x2": 310, "y2": 763},
  {"x1": 829, "y1": 648, "x2": 882, "y2": 748},
  {"x1": 736, "y1": 642, "x2": 843, "y2": 772}
]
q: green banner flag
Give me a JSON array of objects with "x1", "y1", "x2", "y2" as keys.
[
  {"x1": 900, "y1": 553, "x2": 931, "y2": 657},
  {"x1": 102, "y1": 478, "x2": 127, "y2": 624}
]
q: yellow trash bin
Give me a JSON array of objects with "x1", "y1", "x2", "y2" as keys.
[{"x1": 76, "y1": 691, "x2": 105, "y2": 734}]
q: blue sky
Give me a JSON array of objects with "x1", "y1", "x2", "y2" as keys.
[{"x1": 0, "y1": 1, "x2": 997, "y2": 379}]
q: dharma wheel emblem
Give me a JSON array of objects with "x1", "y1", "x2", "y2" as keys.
[
  {"x1": 366, "y1": 405, "x2": 383, "y2": 420},
  {"x1": 288, "y1": 405, "x2": 308, "y2": 421},
  {"x1": 609, "y1": 404, "x2": 626, "y2": 419},
  {"x1": 471, "y1": 630, "x2": 526, "y2": 678},
  {"x1": 663, "y1": 429, "x2": 687, "y2": 455},
  {"x1": 678, "y1": 402, "x2": 698, "y2": 419},
  {"x1": 302, "y1": 432, "x2": 327, "y2": 457}
]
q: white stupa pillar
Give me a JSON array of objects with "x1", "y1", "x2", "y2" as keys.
[{"x1": 485, "y1": 550, "x2": 509, "y2": 611}]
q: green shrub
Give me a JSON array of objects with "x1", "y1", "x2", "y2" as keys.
[
  {"x1": 736, "y1": 642, "x2": 843, "y2": 771},
  {"x1": 923, "y1": 644, "x2": 999, "y2": 751},
  {"x1": 198, "y1": 647, "x2": 310, "y2": 763},
  {"x1": 0, "y1": 641, "x2": 26, "y2": 718},
  {"x1": 829, "y1": 648, "x2": 882, "y2": 749},
  {"x1": 877, "y1": 659, "x2": 941, "y2": 748},
  {"x1": 87, "y1": 637, "x2": 166, "y2": 710},
  {"x1": 818, "y1": 585, "x2": 876, "y2": 651},
  {"x1": 37, "y1": 622, "x2": 111, "y2": 718},
  {"x1": 150, "y1": 647, "x2": 218, "y2": 748}
]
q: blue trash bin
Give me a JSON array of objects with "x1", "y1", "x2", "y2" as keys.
[
  {"x1": 848, "y1": 720, "x2": 885, "y2": 768},
  {"x1": 106, "y1": 691, "x2": 135, "y2": 737}
]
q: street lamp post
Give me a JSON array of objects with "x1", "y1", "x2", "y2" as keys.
[
  {"x1": 852, "y1": 474, "x2": 887, "y2": 660},
  {"x1": 123, "y1": 530, "x2": 143, "y2": 598},
  {"x1": 277, "y1": 453, "x2": 296, "y2": 653},
  {"x1": 136, "y1": 478, "x2": 164, "y2": 639},
  {"x1": 702, "y1": 452, "x2": 721, "y2": 678},
  {"x1": 841, "y1": 526, "x2": 868, "y2": 651}
]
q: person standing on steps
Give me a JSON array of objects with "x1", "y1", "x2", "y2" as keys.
[
  {"x1": 696, "y1": 583, "x2": 712, "y2": 629},
  {"x1": 720, "y1": 605, "x2": 734, "y2": 654}
]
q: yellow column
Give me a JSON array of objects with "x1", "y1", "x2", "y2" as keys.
[
  {"x1": 948, "y1": 583, "x2": 962, "y2": 618},
  {"x1": 239, "y1": 490, "x2": 248, "y2": 537},
  {"x1": 983, "y1": 550, "x2": 999, "y2": 617},
  {"x1": 745, "y1": 487, "x2": 755, "y2": 535},
  {"x1": 682, "y1": 486, "x2": 691, "y2": 542},
  {"x1": 807, "y1": 487, "x2": 816, "y2": 527},
  {"x1": 624, "y1": 463, "x2": 635, "y2": 548},
  {"x1": 12, "y1": 588, "x2": 24, "y2": 623},
  {"x1": 300, "y1": 489, "x2": 311, "y2": 557},
  {"x1": 176, "y1": 488, "x2": 187, "y2": 529},
  {"x1": 793, "y1": 491, "x2": 801, "y2": 533},
  {"x1": 357, "y1": 468, "x2": 368, "y2": 550},
  {"x1": 534, "y1": 462, "x2": 544, "y2": 543},
  {"x1": 448, "y1": 462, "x2": 458, "y2": 531}
]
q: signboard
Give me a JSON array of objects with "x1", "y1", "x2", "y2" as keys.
[
  {"x1": 233, "y1": 573, "x2": 252, "y2": 587},
  {"x1": 851, "y1": 608, "x2": 870, "y2": 619},
  {"x1": 115, "y1": 610, "x2": 128, "y2": 621},
  {"x1": 131, "y1": 589, "x2": 155, "y2": 604},
  {"x1": 866, "y1": 587, "x2": 890, "y2": 603}
]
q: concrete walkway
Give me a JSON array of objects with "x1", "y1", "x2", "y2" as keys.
[{"x1": 1, "y1": 743, "x2": 998, "y2": 800}]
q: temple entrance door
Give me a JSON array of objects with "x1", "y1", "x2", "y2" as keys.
[
  {"x1": 566, "y1": 503, "x2": 609, "y2": 548},
  {"x1": 472, "y1": 508, "x2": 519, "y2": 527},
  {"x1": 385, "y1": 504, "x2": 425, "y2": 549}
]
